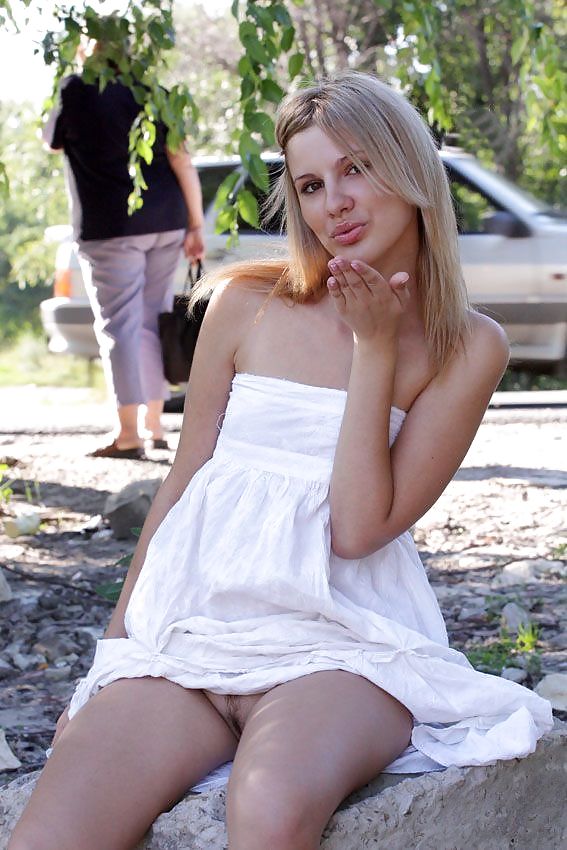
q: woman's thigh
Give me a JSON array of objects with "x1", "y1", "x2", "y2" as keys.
[
  {"x1": 9, "y1": 677, "x2": 238, "y2": 850},
  {"x1": 227, "y1": 670, "x2": 412, "y2": 850}
]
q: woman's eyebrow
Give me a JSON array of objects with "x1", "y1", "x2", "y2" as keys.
[
  {"x1": 292, "y1": 153, "x2": 367, "y2": 184},
  {"x1": 293, "y1": 171, "x2": 317, "y2": 184}
]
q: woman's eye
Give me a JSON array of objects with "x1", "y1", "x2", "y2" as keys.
[
  {"x1": 300, "y1": 181, "x2": 321, "y2": 194},
  {"x1": 347, "y1": 161, "x2": 370, "y2": 175}
]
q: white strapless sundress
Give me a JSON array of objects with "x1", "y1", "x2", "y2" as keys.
[{"x1": 68, "y1": 373, "x2": 552, "y2": 781}]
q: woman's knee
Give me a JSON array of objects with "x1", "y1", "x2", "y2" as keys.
[
  {"x1": 8, "y1": 821, "x2": 61, "y2": 850},
  {"x1": 227, "y1": 770, "x2": 324, "y2": 850}
]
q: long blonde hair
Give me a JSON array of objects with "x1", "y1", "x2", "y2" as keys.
[{"x1": 193, "y1": 71, "x2": 470, "y2": 368}]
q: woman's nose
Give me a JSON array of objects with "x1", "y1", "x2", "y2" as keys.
[{"x1": 326, "y1": 185, "x2": 354, "y2": 217}]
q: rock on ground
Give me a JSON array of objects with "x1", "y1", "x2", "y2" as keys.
[
  {"x1": 0, "y1": 390, "x2": 566, "y2": 797},
  {"x1": 1, "y1": 723, "x2": 565, "y2": 850}
]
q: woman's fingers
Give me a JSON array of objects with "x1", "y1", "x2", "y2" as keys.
[
  {"x1": 389, "y1": 271, "x2": 410, "y2": 308},
  {"x1": 328, "y1": 258, "x2": 369, "y2": 302},
  {"x1": 326, "y1": 258, "x2": 411, "y2": 329}
]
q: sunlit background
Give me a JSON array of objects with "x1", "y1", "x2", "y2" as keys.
[{"x1": 0, "y1": 0, "x2": 231, "y2": 105}]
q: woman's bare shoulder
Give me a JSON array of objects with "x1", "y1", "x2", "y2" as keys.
[
  {"x1": 412, "y1": 311, "x2": 509, "y2": 417},
  {"x1": 425, "y1": 310, "x2": 509, "y2": 407},
  {"x1": 205, "y1": 277, "x2": 273, "y2": 324},
  {"x1": 463, "y1": 310, "x2": 510, "y2": 372}
]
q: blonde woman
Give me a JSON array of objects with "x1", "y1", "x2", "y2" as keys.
[{"x1": 10, "y1": 72, "x2": 551, "y2": 850}]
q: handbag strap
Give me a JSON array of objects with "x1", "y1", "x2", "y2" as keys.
[{"x1": 182, "y1": 260, "x2": 204, "y2": 296}]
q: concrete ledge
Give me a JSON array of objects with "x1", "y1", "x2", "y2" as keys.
[{"x1": 1, "y1": 723, "x2": 565, "y2": 849}]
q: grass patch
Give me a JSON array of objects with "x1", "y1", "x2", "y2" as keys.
[
  {"x1": 0, "y1": 334, "x2": 105, "y2": 391},
  {"x1": 466, "y1": 623, "x2": 541, "y2": 677}
]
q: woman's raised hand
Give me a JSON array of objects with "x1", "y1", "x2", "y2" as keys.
[{"x1": 327, "y1": 257, "x2": 410, "y2": 342}]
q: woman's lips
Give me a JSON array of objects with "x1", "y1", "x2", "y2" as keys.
[{"x1": 332, "y1": 224, "x2": 365, "y2": 245}]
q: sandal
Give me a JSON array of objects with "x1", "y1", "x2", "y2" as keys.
[
  {"x1": 150, "y1": 438, "x2": 170, "y2": 450},
  {"x1": 88, "y1": 440, "x2": 147, "y2": 460}
]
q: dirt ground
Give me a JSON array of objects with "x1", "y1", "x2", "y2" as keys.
[{"x1": 0, "y1": 386, "x2": 566, "y2": 785}]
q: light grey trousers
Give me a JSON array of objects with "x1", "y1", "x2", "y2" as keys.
[{"x1": 78, "y1": 229, "x2": 185, "y2": 406}]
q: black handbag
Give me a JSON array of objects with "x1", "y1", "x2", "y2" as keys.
[{"x1": 158, "y1": 261, "x2": 209, "y2": 385}]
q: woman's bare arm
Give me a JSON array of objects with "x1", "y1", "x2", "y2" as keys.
[
  {"x1": 328, "y1": 261, "x2": 509, "y2": 559},
  {"x1": 166, "y1": 143, "x2": 205, "y2": 260},
  {"x1": 104, "y1": 282, "x2": 257, "y2": 638}
]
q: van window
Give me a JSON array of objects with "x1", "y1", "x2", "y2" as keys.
[
  {"x1": 446, "y1": 167, "x2": 500, "y2": 234},
  {"x1": 198, "y1": 160, "x2": 286, "y2": 236}
]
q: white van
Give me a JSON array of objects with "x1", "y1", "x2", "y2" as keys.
[{"x1": 40, "y1": 149, "x2": 567, "y2": 369}]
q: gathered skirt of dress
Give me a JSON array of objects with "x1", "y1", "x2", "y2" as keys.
[{"x1": 68, "y1": 373, "x2": 553, "y2": 783}]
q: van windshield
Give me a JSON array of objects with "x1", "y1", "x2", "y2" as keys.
[{"x1": 449, "y1": 155, "x2": 559, "y2": 217}]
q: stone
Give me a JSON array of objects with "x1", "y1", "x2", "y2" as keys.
[
  {"x1": 495, "y1": 558, "x2": 567, "y2": 586},
  {"x1": 546, "y1": 631, "x2": 567, "y2": 650},
  {"x1": 2, "y1": 510, "x2": 41, "y2": 538},
  {"x1": 104, "y1": 478, "x2": 163, "y2": 540},
  {"x1": 33, "y1": 626, "x2": 80, "y2": 662},
  {"x1": 457, "y1": 605, "x2": 486, "y2": 622},
  {"x1": 533, "y1": 559, "x2": 567, "y2": 579},
  {"x1": 44, "y1": 665, "x2": 72, "y2": 682},
  {"x1": 501, "y1": 667, "x2": 528, "y2": 684},
  {"x1": 495, "y1": 560, "x2": 538, "y2": 585},
  {"x1": 0, "y1": 731, "x2": 21, "y2": 772},
  {"x1": 0, "y1": 570, "x2": 12, "y2": 603},
  {"x1": 535, "y1": 673, "x2": 567, "y2": 711},
  {"x1": 0, "y1": 659, "x2": 15, "y2": 681},
  {"x1": 430, "y1": 585, "x2": 462, "y2": 603},
  {"x1": 9, "y1": 652, "x2": 45, "y2": 673},
  {"x1": 501, "y1": 601, "x2": 531, "y2": 633},
  {"x1": 1, "y1": 724, "x2": 565, "y2": 850}
]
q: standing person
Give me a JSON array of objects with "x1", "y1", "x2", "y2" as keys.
[
  {"x1": 43, "y1": 52, "x2": 205, "y2": 459},
  {"x1": 12, "y1": 72, "x2": 552, "y2": 850}
]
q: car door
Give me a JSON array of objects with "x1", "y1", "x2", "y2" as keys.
[{"x1": 446, "y1": 159, "x2": 540, "y2": 328}]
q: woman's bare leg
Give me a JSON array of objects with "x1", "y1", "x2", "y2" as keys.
[
  {"x1": 226, "y1": 671, "x2": 412, "y2": 850},
  {"x1": 9, "y1": 677, "x2": 238, "y2": 850},
  {"x1": 143, "y1": 399, "x2": 165, "y2": 441}
]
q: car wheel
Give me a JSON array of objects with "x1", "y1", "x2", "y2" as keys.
[{"x1": 163, "y1": 393, "x2": 185, "y2": 413}]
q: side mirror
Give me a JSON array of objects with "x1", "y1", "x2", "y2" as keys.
[{"x1": 483, "y1": 211, "x2": 531, "y2": 238}]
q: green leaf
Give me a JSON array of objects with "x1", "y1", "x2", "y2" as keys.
[
  {"x1": 245, "y1": 110, "x2": 270, "y2": 134},
  {"x1": 243, "y1": 35, "x2": 270, "y2": 66},
  {"x1": 94, "y1": 579, "x2": 124, "y2": 603},
  {"x1": 237, "y1": 188, "x2": 260, "y2": 228},
  {"x1": 166, "y1": 128, "x2": 183, "y2": 151},
  {"x1": 136, "y1": 139, "x2": 154, "y2": 165},
  {"x1": 231, "y1": 0, "x2": 240, "y2": 19},
  {"x1": 272, "y1": 4, "x2": 293, "y2": 27},
  {"x1": 148, "y1": 20, "x2": 167, "y2": 48},
  {"x1": 251, "y1": 5, "x2": 275, "y2": 35},
  {"x1": 238, "y1": 131, "x2": 262, "y2": 160},
  {"x1": 247, "y1": 155, "x2": 269, "y2": 193},
  {"x1": 239, "y1": 21, "x2": 257, "y2": 42},
  {"x1": 263, "y1": 36, "x2": 279, "y2": 61},
  {"x1": 241, "y1": 74, "x2": 256, "y2": 100},
  {"x1": 245, "y1": 111, "x2": 275, "y2": 146},
  {"x1": 238, "y1": 55, "x2": 253, "y2": 77},
  {"x1": 215, "y1": 205, "x2": 238, "y2": 235},
  {"x1": 511, "y1": 32, "x2": 529, "y2": 66},
  {"x1": 0, "y1": 162, "x2": 9, "y2": 198},
  {"x1": 288, "y1": 52, "x2": 304, "y2": 79},
  {"x1": 260, "y1": 78, "x2": 284, "y2": 104},
  {"x1": 214, "y1": 169, "x2": 241, "y2": 208},
  {"x1": 281, "y1": 25, "x2": 295, "y2": 53}
]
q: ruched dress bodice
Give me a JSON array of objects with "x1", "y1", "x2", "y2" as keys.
[{"x1": 68, "y1": 372, "x2": 552, "y2": 778}]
